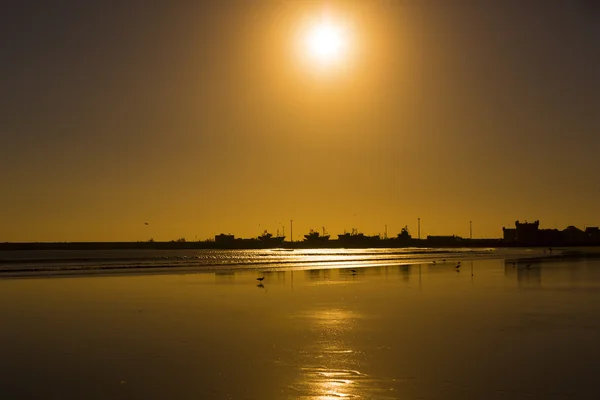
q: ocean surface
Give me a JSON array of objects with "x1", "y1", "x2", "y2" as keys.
[
  {"x1": 2, "y1": 247, "x2": 600, "y2": 399},
  {"x1": 0, "y1": 246, "x2": 568, "y2": 276}
]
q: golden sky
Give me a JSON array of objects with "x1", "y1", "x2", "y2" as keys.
[{"x1": 1, "y1": 1, "x2": 599, "y2": 242}]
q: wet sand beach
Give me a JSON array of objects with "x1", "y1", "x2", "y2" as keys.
[{"x1": 1, "y1": 257, "x2": 600, "y2": 399}]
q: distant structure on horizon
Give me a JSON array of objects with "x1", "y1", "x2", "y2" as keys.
[
  {"x1": 4, "y1": 220, "x2": 600, "y2": 251},
  {"x1": 214, "y1": 233, "x2": 235, "y2": 245},
  {"x1": 304, "y1": 228, "x2": 330, "y2": 242},
  {"x1": 502, "y1": 220, "x2": 600, "y2": 245}
]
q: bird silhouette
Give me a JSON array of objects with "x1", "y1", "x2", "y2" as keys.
[
  {"x1": 144, "y1": 222, "x2": 149, "y2": 226},
  {"x1": 455, "y1": 262, "x2": 461, "y2": 270},
  {"x1": 256, "y1": 277, "x2": 265, "y2": 282}
]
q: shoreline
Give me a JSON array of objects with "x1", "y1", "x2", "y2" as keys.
[
  {"x1": 1, "y1": 239, "x2": 504, "y2": 251},
  {"x1": 2, "y1": 246, "x2": 599, "y2": 279},
  {"x1": 506, "y1": 248, "x2": 600, "y2": 263}
]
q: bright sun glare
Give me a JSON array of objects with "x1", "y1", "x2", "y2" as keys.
[{"x1": 304, "y1": 20, "x2": 349, "y2": 65}]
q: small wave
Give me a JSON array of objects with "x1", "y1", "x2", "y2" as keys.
[{"x1": 0, "y1": 247, "x2": 529, "y2": 277}]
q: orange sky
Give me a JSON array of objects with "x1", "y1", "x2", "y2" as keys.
[{"x1": 1, "y1": 1, "x2": 599, "y2": 242}]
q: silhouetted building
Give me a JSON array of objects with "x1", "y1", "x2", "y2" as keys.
[
  {"x1": 426, "y1": 235, "x2": 462, "y2": 246},
  {"x1": 502, "y1": 220, "x2": 600, "y2": 246},
  {"x1": 215, "y1": 234, "x2": 235, "y2": 244},
  {"x1": 585, "y1": 227, "x2": 600, "y2": 242},
  {"x1": 515, "y1": 220, "x2": 539, "y2": 243},
  {"x1": 563, "y1": 226, "x2": 586, "y2": 243},
  {"x1": 502, "y1": 228, "x2": 516, "y2": 242},
  {"x1": 538, "y1": 228, "x2": 561, "y2": 244}
]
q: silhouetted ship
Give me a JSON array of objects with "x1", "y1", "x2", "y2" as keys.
[
  {"x1": 337, "y1": 229, "x2": 382, "y2": 247},
  {"x1": 304, "y1": 229, "x2": 330, "y2": 242},
  {"x1": 337, "y1": 229, "x2": 365, "y2": 242},
  {"x1": 257, "y1": 231, "x2": 285, "y2": 246}
]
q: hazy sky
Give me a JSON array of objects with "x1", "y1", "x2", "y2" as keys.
[{"x1": 1, "y1": 0, "x2": 599, "y2": 242}]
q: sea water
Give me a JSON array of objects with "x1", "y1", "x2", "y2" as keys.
[
  {"x1": 0, "y1": 246, "x2": 554, "y2": 276},
  {"x1": 1, "y1": 248, "x2": 600, "y2": 399}
]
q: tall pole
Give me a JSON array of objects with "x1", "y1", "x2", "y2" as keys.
[
  {"x1": 469, "y1": 221, "x2": 472, "y2": 239},
  {"x1": 418, "y1": 218, "x2": 421, "y2": 240},
  {"x1": 290, "y1": 220, "x2": 293, "y2": 243}
]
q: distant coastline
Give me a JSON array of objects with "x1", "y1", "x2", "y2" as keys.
[{"x1": 3, "y1": 220, "x2": 599, "y2": 251}]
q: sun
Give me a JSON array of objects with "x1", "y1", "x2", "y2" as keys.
[{"x1": 304, "y1": 20, "x2": 349, "y2": 65}]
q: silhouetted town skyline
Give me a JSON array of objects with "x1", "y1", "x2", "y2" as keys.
[{"x1": 2, "y1": 221, "x2": 600, "y2": 251}]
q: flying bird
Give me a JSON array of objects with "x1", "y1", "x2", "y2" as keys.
[
  {"x1": 455, "y1": 262, "x2": 461, "y2": 269},
  {"x1": 144, "y1": 222, "x2": 149, "y2": 226}
]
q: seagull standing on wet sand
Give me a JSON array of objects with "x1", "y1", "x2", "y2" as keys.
[
  {"x1": 455, "y1": 262, "x2": 461, "y2": 270},
  {"x1": 256, "y1": 277, "x2": 265, "y2": 283}
]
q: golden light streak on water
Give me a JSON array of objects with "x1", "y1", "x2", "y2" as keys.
[{"x1": 290, "y1": 308, "x2": 368, "y2": 399}]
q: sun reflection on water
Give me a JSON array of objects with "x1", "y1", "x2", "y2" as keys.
[{"x1": 290, "y1": 308, "x2": 366, "y2": 399}]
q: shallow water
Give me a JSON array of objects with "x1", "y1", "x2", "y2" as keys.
[
  {"x1": 0, "y1": 247, "x2": 552, "y2": 276},
  {"x1": 1, "y1": 256, "x2": 599, "y2": 399}
]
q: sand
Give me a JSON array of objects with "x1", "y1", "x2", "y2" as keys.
[{"x1": 1, "y1": 257, "x2": 600, "y2": 399}]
